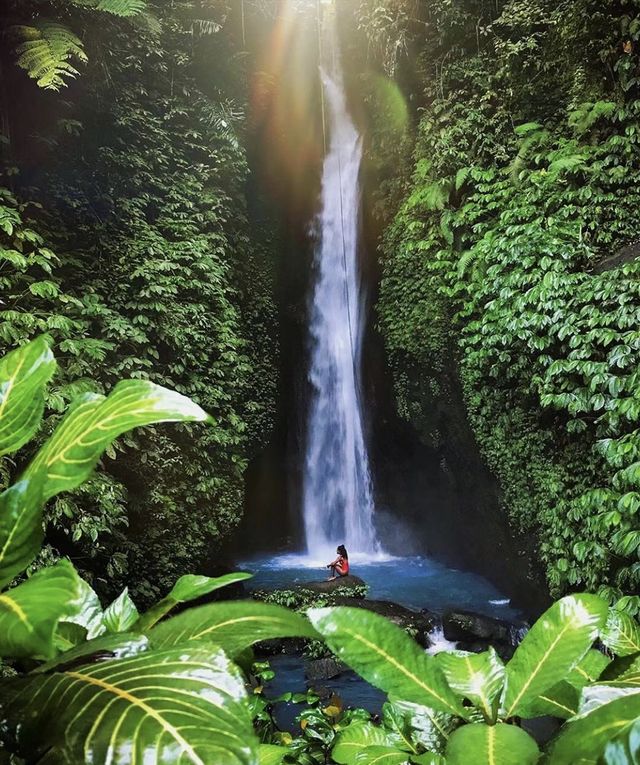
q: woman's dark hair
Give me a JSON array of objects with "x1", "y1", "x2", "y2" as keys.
[{"x1": 337, "y1": 544, "x2": 348, "y2": 559}]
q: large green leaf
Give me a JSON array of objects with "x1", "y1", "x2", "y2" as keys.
[
  {"x1": 0, "y1": 336, "x2": 55, "y2": 457},
  {"x1": 602, "y1": 718, "x2": 640, "y2": 764},
  {"x1": 36, "y1": 632, "x2": 150, "y2": 673},
  {"x1": 502, "y1": 594, "x2": 607, "y2": 718},
  {"x1": 259, "y1": 744, "x2": 288, "y2": 765},
  {"x1": 135, "y1": 571, "x2": 252, "y2": 631},
  {"x1": 548, "y1": 687, "x2": 640, "y2": 764},
  {"x1": 333, "y1": 722, "x2": 394, "y2": 764},
  {"x1": 150, "y1": 601, "x2": 319, "y2": 655},
  {"x1": 1, "y1": 645, "x2": 257, "y2": 764},
  {"x1": 567, "y1": 649, "x2": 611, "y2": 688},
  {"x1": 60, "y1": 574, "x2": 105, "y2": 639},
  {"x1": 445, "y1": 723, "x2": 539, "y2": 765},
  {"x1": 102, "y1": 587, "x2": 139, "y2": 633},
  {"x1": 436, "y1": 648, "x2": 505, "y2": 721},
  {"x1": 25, "y1": 379, "x2": 210, "y2": 502},
  {"x1": 601, "y1": 610, "x2": 640, "y2": 657},
  {"x1": 0, "y1": 560, "x2": 82, "y2": 658},
  {"x1": 521, "y1": 679, "x2": 580, "y2": 719},
  {"x1": 354, "y1": 746, "x2": 410, "y2": 764},
  {"x1": 384, "y1": 699, "x2": 458, "y2": 754},
  {"x1": 0, "y1": 476, "x2": 44, "y2": 587},
  {"x1": 308, "y1": 607, "x2": 466, "y2": 718}
]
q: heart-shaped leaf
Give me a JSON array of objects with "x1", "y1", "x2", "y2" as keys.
[
  {"x1": 502, "y1": 594, "x2": 607, "y2": 718},
  {"x1": 436, "y1": 647, "x2": 505, "y2": 721},
  {"x1": 308, "y1": 607, "x2": 466, "y2": 718},
  {"x1": 601, "y1": 610, "x2": 640, "y2": 657},
  {"x1": 0, "y1": 476, "x2": 44, "y2": 587},
  {"x1": 25, "y1": 379, "x2": 210, "y2": 502},
  {"x1": 445, "y1": 723, "x2": 539, "y2": 765},
  {"x1": 549, "y1": 687, "x2": 640, "y2": 764},
  {"x1": 333, "y1": 721, "x2": 394, "y2": 764},
  {"x1": 1, "y1": 645, "x2": 257, "y2": 765},
  {"x1": 150, "y1": 601, "x2": 319, "y2": 655},
  {"x1": 135, "y1": 571, "x2": 253, "y2": 631},
  {"x1": 102, "y1": 587, "x2": 139, "y2": 633},
  {"x1": 0, "y1": 559, "x2": 82, "y2": 658},
  {"x1": 0, "y1": 336, "x2": 56, "y2": 458}
]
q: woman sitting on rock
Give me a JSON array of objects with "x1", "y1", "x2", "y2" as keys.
[{"x1": 327, "y1": 545, "x2": 349, "y2": 580}]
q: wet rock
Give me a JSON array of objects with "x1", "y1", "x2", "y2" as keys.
[
  {"x1": 299, "y1": 575, "x2": 367, "y2": 595},
  {"x1": 305, "y1": 657, "x2": 348, "y2": 681},
  {"x1": 442, "y1": 610, "x2": 514, "y2": 643}
]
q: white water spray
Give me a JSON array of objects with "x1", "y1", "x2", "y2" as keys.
[{"x1": 302, "y1": 33, "x2": 380, "y2": 561}]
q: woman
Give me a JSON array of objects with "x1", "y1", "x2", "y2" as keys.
[{"x1": 327, "y1": 545, "x2": 349, "y2": 580}]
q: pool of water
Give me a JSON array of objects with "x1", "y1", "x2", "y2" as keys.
[
  {"x1": 243, "y1": 552, "x2": 522, "y2": 730},
  {"x1": 241, "y1": 553, "x2": 522, "y2": 620}
]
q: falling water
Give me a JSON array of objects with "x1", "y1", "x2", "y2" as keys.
[{"x1": 302, "y1": 39, "x2": 380, "y2": 560}]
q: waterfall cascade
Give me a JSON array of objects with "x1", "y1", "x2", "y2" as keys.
[{"x1": 302, "y1": 27, "x2": 381, "y2": 561}]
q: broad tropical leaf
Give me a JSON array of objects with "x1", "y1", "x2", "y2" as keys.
[
  {"x1": 521, "y1": 679, "x2": 580, "y2": 719},
  {"x1": 411, "y1": 755, "x2": 445, "y2": 765},
  {"x1": 436, "y1": 648, "x2": 505, "y2": 721},
  {"x1": 567, "y1": 648, "x2": 611, "y2": 688},
  {"x1": 1, "y1": 646, "x2": 258, "y2": 765},
  {"x1": 354, "y1": 746, "x2": 409, "y2": 764},
  {"x1": 150, "y1": 601, "x2": 319, "y2": 655},
  {"x1": 0, "y1": 336, "x2": 55, "y2": 457},
  {"x1": 445, "y1": 723, "x2": 539, "y2": 765},
  {"x1": 0, "y1": 560, "x2": 82, "y2": 658},
  {"x1": 135, "y1": 571, "x2": 252, "y2": 631},
  {"x1": 383, "y1": 699, "x2": 458, "y2": 754},
  {"x1": 602, "y1": 718, "x2": 640, "y2": 764},
  {"x1": 259, "y1": 744, "x2": 288, "y2": 765},
  {"x1": 308, "y1": 607, "x2": 467, "y2": 718},
  {"x1": 36, "y1": 632, "x2": 150, "y2": 673},
  {"x1": 60, "y1": 574, "x2": 105, "y2": 639},
  {"x1": 502, "y1": 594, "x2": 607, "y2": 717},
  {"x1": 601, "y1": 610, "x2": 640, "y2": 657},
  {"x1": 0, "y1": 476, "x2": 44, "y2": 587},
  {"x1": 333, "y1": 722, "x2": 394, "y2": 764},
  {"x1": 549, "y1": 687, "x2": 640, "y2": 764},
  {"x1": 102, "y1": 587, "x2": 139, "y2": 633},
  {"x1": 25, "y1": 379, "x2": 210, "y2": 502}
]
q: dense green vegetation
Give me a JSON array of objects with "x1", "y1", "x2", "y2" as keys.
[
  {"x1": 369, "y1": 0, "x2": 640, "y2": 613},
  {"x1": 0, "y1": 0, "x2": 278, "y2": 602},
  {"x1": 1, "y1": 1, "x2": 640, "y2": 762},
  {"x1": 0, "y1": 336, "x2": 639, "y2": 764}
]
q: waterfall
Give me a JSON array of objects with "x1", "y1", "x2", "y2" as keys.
[{"x1": 302, "y1": 39, "x2": 380, "y2": 560}]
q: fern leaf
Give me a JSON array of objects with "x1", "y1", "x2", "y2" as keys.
[
  {"x1": 95, "y1": 0, "x2": 147, "y2": 16},
  {"x1": 11, "y1": 22, "x2": 87, "y2": 91}
]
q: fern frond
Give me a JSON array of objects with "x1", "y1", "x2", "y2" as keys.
[
  {"x1": 457, "y1": 249, "x2": 478, "y2": 279},
  {"x1": 11, "y1": 22, "x2": 87, "y2": 91},
  {"x1": 94, "y1": 0, "x2": 147, "y2": 16},
  {"x1": 193, "y1": 19, "x2": 222, "y2": 35},
  {"x1": 200, "y1": 101, "x2": 243, "y2": 148}
]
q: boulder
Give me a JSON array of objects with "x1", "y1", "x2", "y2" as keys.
[
  {"x1": 305, "y1": 657, "x2": 348, "y2": 681},
  {"x1": 298, "y1": 575, "x2": 366, "y2": 595},
  {"x1": 442, "y1": 609, "x2": 526, "y2": 645}
]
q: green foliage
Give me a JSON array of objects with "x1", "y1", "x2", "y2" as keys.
[
  {"x1": 0, "y1": 337, "x2": 313, "y2": 763},
  {"x1": 376, "y1": 0, "x2": 640, "y2": 609},
  {"x1": 304, "y1": 595, "x2": 640, "y2": 764},
  {"x1": 0, "y1": 0, "x2": 279, "y2": 601}
]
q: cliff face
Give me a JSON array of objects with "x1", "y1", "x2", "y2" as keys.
[{"x1": 361, "y1": 0, "x2": 640, "y2": 615}]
